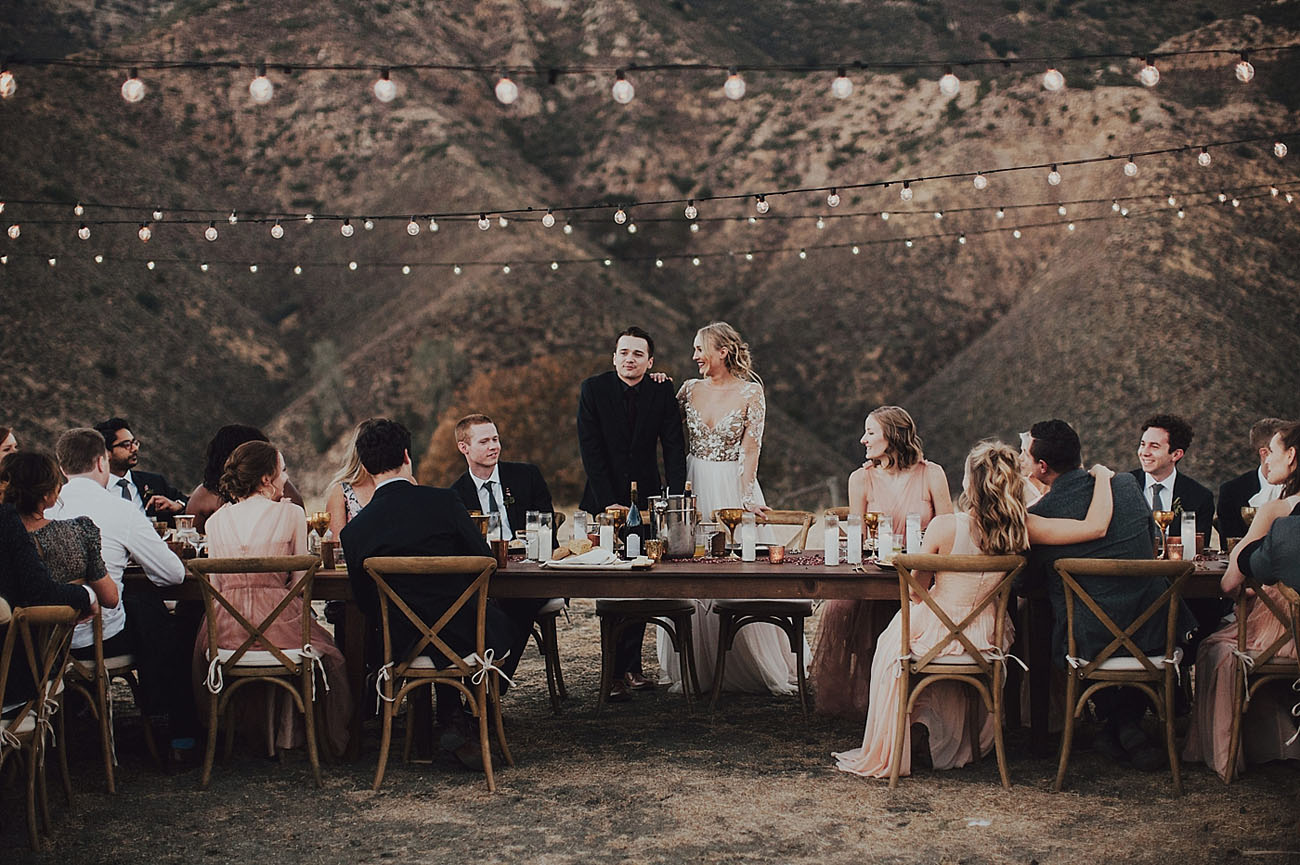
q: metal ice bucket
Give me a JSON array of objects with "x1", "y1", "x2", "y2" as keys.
[{"x1": 649, "y1": 494, "x2": 697, "y2": 559}]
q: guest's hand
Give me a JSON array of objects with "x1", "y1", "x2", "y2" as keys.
[
  {"x1": 746, "y1": 503, "x2": 773, "y2": 517},
  {"x1": 79, "y1": 596, "x2": 100, "y2": 625},
  {"x1": 649, "y1": 372, "x2": 670, "y2": 384},
  {"x1": 1088, "y1": 464, "x2": 1114, "y2": 481},
  {"x1": 147, "y1": 495, "x2": 185, "y2": 513}
]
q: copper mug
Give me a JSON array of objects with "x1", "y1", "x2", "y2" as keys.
[{"x1": 492, "y1": 539, "x2": 509, "y2": 570}]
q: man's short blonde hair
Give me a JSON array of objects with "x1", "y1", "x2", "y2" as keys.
[{"x1": 454, "y1": 413, "x2": 495, "y2": 444}]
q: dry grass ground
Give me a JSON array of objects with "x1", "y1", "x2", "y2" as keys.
[{"x1": 4, "y1": 600, "x2": 1297, "y2": 864}]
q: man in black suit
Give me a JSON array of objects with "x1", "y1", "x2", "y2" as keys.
[
  {"x1": 94, "y1": 417, "x2": 187, "y2": 523},
  {"x1": 1024, "y1": 419, "x2": 1193, "y2": 771},
  {"x1": 577, "y1": 326, "x2": 687, "y2": 699},
  {"x1": 1129, "y1": 414, "x2": 1215, "y2": 541},
  {"x1": 450, "y1": 413, "x2": 555, "y2": 549},
  {"x1": 1218, "y1": 417, "x2": 1288, "y2": 542},
  {"x1": 340, "y1": 418, "x2": 543, "y2": 767}
]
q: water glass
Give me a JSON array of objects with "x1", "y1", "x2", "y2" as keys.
[
  {"x1": 525, "y1": 511, "x2": 541, "y2": 560},
  {"x1": 823, "y1": 513, "x2": 840, "y2": 566},
  {"x1": 740, "y1": 512, "x2": 758, "y2": 562},
  {"x1": 538, "y1": 512, "x2": 554, "y2": 557},
  {"x1": 845, "y1": 514, "x2": 863, "y2": 565}
]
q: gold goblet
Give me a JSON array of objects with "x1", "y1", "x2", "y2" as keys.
[
  {"x1": 1240, "y1": 506, "x2": 1258, "y2": 530},
  {"x1": 863, "y1": 511, "x2": 881, "y2": 555},
  {"x1": 468, "y1": 511, "x2": 490, "y2": 538},
  {"x1": 605, "y1": 506, "x2": 627, "y2": 553},
  {"x1": 308, "y1": 511, "x2": 331, "y2": 536},
  {"x1": 1152, "y1": 509, "x2": 1176, "y2": 558},
  {"x1": 714, "y1": 508, "x2": 745, "y2": 546}
]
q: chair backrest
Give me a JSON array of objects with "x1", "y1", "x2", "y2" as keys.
[
  {"x1": 1053, "y1": 558, "x2": 1194, "y2": 677},
  {"x1": 362, "y1": 556, "x2": 496, "y2": 677},
  {"x1": 187, "y1": 556, "x2": 321, "y2": 672},
  {"x1": 1234, "y1": 573, "x2": 1299, "y2": 668},
  {"x1": 759, "y1": 509, "x2": 815, "y2": 552},
  {"x1": 893, "y1": 554, "x2": 1026, "y2": 673},
  {"x1": 0, "y1": 605, "x2": 78, "y2": 739},
  {"x1": 1276, "y1": 582, "x2": 1300, "y2": 675},
  {"x1": 824, "y1": 507, "x2": 850, "y2": 522}
]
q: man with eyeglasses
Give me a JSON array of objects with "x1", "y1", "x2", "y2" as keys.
[{"x1": 93, "y1": 417, "x2": 187, "y2": 523}]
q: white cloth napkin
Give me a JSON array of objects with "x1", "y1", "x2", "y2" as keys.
[{"x1": 539, "y1": 549, "x2": 621, "y2": 568}]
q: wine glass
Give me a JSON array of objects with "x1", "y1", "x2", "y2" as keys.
[
  {"x1": 1152, "y1": 509, "x2": 1176, "y2": 558},
  {"x1": 1240, "y1": 506, "x2": 1258, "y2": 530},
  {"x1": 863, "y1": 511, "x2": 881, "y2": 556},
  {"x1": 308, "y1": 511, "x2": 331, "y2": 536},
  {"x1": 605, "y1": 506, "x2": 627, "y2": 553},
  {"x1": 714, "y1": 508, "x2": 745, "y2": 546}
]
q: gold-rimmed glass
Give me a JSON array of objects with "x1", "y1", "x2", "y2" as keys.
[
  {"x1": 1240, "y1": 506, "x2": 1258, "y2": 530},
  {"x1": 863, "y1": 511, "x2": 881, "y2": 555},
  {"x1": 714, "y1": 508, "x2": 745, "y2": 545},
  {"x1": 1152, "y1": 509, "x2": 1175, "y2": 558},
  {"x1": 308, "y1": 511, "x2": 330, "y2": 536}
]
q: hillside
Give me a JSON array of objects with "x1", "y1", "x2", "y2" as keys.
[{"x1": 1, "y1": 0, "x2": 1298, "y2": 508}]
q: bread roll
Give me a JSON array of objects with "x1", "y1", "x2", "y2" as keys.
[
  {"x1": 550, "y1": 546, "x2": 572, "y2": 561},
  {"x1": 567, "y1": 537, "x2": 593, "y2": 555}
]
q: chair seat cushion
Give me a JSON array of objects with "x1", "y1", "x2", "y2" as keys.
[
  {"x1": 215, "y1": 647, "x2": 305, "y2": 668},
  {"x1": 714, "y1": 599, "x2": 813, "y2": 616},
  {"x1": 536, "y1": 598, "x2": 567, "y2": 617},
  {"x1": 0, "y1": 713, "x2": 36, "y2": 735},
  {"x1": 104, "y1": 654, "x2": 137, "y2": 672},
  {"x1": 1078, "y1": 655, "x2": 1174, "y2": 671},
  {"x1": 595, "y1": 599, "x2": 694, "y2": 615},
  {"x1": 918, "y1": 653, "x2": 983, "y2": 666}
]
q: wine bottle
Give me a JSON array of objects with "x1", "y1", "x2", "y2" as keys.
[{"x1": 622, "y1": 481, "x2": 645, "y2": 559}]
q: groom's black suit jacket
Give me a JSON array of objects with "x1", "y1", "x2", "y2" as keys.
[
  {"x1": 1217, "y1": 467, "x2": 1261, "y2": 542},
  {"x1": 1126, "y1": 468, "x2": 1215, "y2": 540},
  {"x1": 450, "y1": 461, "x2": 556, "y2": 548},
  {"x1": 577, "y1": 370, "x2": 687, "y2": 514}
]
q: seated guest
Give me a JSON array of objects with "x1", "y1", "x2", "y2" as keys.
[
  {"x1": 1, "y1": 451, "x2": 119, "y2": 614},
  {"x1": 450, "y1": 413, "x2": 555, "y2": 547},
  {"x1": 812, "y1": 406, "x2": 953, "y2": 719},
  {"x1": 1218, "y1": 417, "x2": 1289, "y2": 542},
  {"x1": 834, "y1": 441, "x2": 1115, "y2": 778},
  {"x1": 340, "y1": 418, "x2": 544, "y2": 769},
  {"x1": 0, "y1": 501, "x2": 95, "y2": 708},
  {"x1": 186, "y1": 424, "x2": 305, "y2": 533},
  {"x1": 324, "y1": 422, "x2": 375, "y2": 538},
  {"x1": 1185, "y1": 421, "x2": 1300, "y2": 779},
  {"x1": 0, "y1": 426, "x2": 17, "y2": 458},
  {"x1": 48, "y1": 428, "x2": 198, "y2": 761},
  {"x1": 1023, "y1": 419, "x2": 1194, "y2": 771},
  {"x1": 1018, "y1": 431, "x2": 1049, "y2": 506},
  {"x1": 93, "y1": 417, "x2": 187, "y2": 523},
  {"x1": 1130, "y1": 413, "x2": 1214, "y2": 540},
  {"x1": 197, "y1": 441, "x2": 351, "y2": 757}
]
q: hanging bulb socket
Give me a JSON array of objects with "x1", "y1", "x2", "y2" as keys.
[
  {"x1": 1047, "y1": 164, "x2": 1062, "y2": 186},
  {"x1": 723, "y1": 67, "x2": 746, "y2": 100},
  {"x1": 1197, "y1": 146, "x2": 1212, "y2": 167},
  {"x1": 249, "y1": 62, "x2": 273, "y2": 104},
  {"x1": 270, "y1": 220, "x2": 284, "y2": 239},
  {"x1": 684, "y1": 200, "x2": 698, "y2": 219},
  {"x1": 1234, "y1": 52, "x2": 1254, "y2": 83},
  {"x1": 831, "y1": 67, "x2": 852, "y2": 99},
  {"x1": 611, "y1": 69, "x2": 634, "y2": 104},
  {"x1": 495, "y1": 73, "x2": 518, "y2": 105},
  {"x1": 826, "y1": 188, "x2": 841, "y2": 207},
  {"x1": 373, "y1": 68, "x2": 397, "y2": 102},
  {"x1": 754, "y1": 194, "x2": 769, "y2": 214},
  {"x1": 121, "y1": 68, "x2": 145, "y2": 103},
  {"x1": 541, "y1": 209, "x2": 555, "y2": 228},
  {"x1": 478, "y1": 213, "x2": 490, "y2": 230},
  {"x1": 204, "y1": 222, "x2": 218, "y2": 242},
  {"x1": 899, "y1": 182, "x2": 913, "y2": 202},
  {"x1": 340, "y1": 218, "x2": 354, "y2": 237},
  {"x1": 1139, "y1": 57, "x2": 1160, "y2": 87},
  {"x1": 938, "y1": 66, "x2": 960, "y2": 97}
]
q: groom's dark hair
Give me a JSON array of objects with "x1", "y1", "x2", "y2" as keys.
[
  {"x1": 355, "y1": 418, "x2": 412, "y2": 475},
  {"x1": 617, "y1": 326, "x2": 655, "y2": 358},
  {"x1": 1028, "y1": 419, "x2": 1081, "y2": 474}
]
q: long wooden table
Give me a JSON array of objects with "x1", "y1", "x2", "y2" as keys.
[{"x1": 129, "y1": 557, "x2": 1227, "y2": 761}]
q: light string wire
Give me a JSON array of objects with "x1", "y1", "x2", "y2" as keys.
[{"x1": 3, "y1": 189, "x2": 1289, "y2": 272}]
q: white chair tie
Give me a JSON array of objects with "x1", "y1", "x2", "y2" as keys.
[
  {"x1": 36, "y1": 698, "x2": 59, "y2": 770},
  {"x1": 205, "y1": 655, "x2": 224, "y2": 695},
  {"x1": 0, "y1": 725, "x2": 20, "y2": 755},
  {"x1": 301, "y1": 644, "x2": 329, "y2": 701},
  {"x1": 373, "y1": 662, "x2": 396, "y2": 714},
  {"x1": 1163, "y1": 647, "x2": 1185, "y2": 681},
  {"x1": 1231, "y1": 649, "x2": 1256, "y2": 705},
  {"x1": 985, "y1": 648, "x2": 1029, "y2": 673},
  {"x1": 890, "y1": 654, "x2": 912, "y2": 679},
  {"x1": 466, "y1": 649, "x2": 515, "y2": 688},
  {"x1": 1065, "y1": 655, "x2": 1087, "y2": 670},
  {"x1": 1288, "y1": 679, "x2": 1300, "y2": 748}
]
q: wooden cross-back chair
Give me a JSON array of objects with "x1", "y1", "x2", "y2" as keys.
[
  {"x1": 363, "y1": 555, "x2": 511, "y2": 792},
  {"x1": 0, "y1": 602, "x2": 79, "y2": 851},
  {"x1": 1225, "y1": 575, "x2": 1300, "y2": 783},
  {"x1": 888, "y1": 553, "x2": 1026, "y2": 789},
  {"x1": 188, "y1": 555, "x2": 323, "y2": 789},
  {"x1": 1052, "y1": 558, "x2": 1194, "y2": 795}
]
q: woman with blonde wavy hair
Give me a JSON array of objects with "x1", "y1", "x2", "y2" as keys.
[
  {"x1": 833, "y1": 440, "x2": 1115, "y2": 779},
  {"x1": 324, "y1": 423, "x2": 375, "y2": 537}
]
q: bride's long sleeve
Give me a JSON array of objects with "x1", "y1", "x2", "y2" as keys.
[{"x1": 739, "y1": 383, "x2": 766, "y2": 510}]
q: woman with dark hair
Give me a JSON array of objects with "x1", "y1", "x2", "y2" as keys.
[
  {"x1": 1185, "y1": 421, "x2": 1300, "y2": 779},
  {"x1": 0, "y1": 427, "x2": 17, "y2": 458},
  {"x1": 184, "y1": 424, "x2": 304, "y2": 533},
  {"x1": 196, "y1": 441, "x2": 351, "y2": 756},
  {"x1": 811, "y1": 406, "x2": 954, "y2": 718}
]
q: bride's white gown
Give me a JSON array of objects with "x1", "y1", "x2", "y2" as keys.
[{"x1": 656, "y1": 378, "x2": 806, "y2": 695}]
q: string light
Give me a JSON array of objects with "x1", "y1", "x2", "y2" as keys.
[
  {"x1": 1198, "y1": 147, "x2": 1212, "y2": 167},
  {"x1": 138, "y1": 223, "x2": 152, "y2": 242},
  {"x1": 249, "y1": 63, "x2": 273, "y2": 104},
  {"x1": 270, "y1": 220, "x2": 284, "y2": 239},
  {"x1": 690, "y1": 222, "x2": 700, "y2": 233},
  {"x1": 684, "y1": 200, "x2": 698, "y2": 219},
  {"x1": 562, "y1": 222, "x2": 573, "y2": 235},
  {"x1": 938, "y1": 66, "x2": 960, "y2": 97},
  {"x1": 550, "y1": 261, "x2": 559, "y2": 270},
  {"x1": 227, "y1": 211, "x2": 238, "y2": 224},
  {"x1": 341, "y1": 218, "x2": 354, "y2": 237},
  {"x1": 1124, "y1": 157, "x2": 1138, "y2": 177},
  {"x1": 453, "y1": 264, "x2": 462, "y2": 274},
  {"x1": 0, "y1": 67, "x2": 15, "y2": 99},
  {"x1": 880, "y1": 211, "x2": 890, "y2": 221},
  {"x1": 248, "y1": 264, "x2": 257, "y2": 273},
  {"x1": 798, "y1": 248, "x2": 807, "y2": 259},
  {"x1": 1012, "y1": 229, "x2": 1022, "y2": 238},
  {"x1": 755, "y1": 195, "x2": 770, "y2": 214},
  {"x1": 205, "y1": 222, "x2": 218, "y2": 241},
  {"x1": 477, "y1": 213, "x2": 490, "y2": 230},
  {"x1": 1275, "y1": 141, "x2": 1288, "y2": 158},
  {"x1": 1042, "y1": 67, "x2": 1065, "y2": 92},
  {"x1": 958, "y1": 234, "x2": 967, "y2": 244},
  {"x1": 1139, "y1": 57, "x2": 1160, "y2": 87},
  {"x1": 94, "y1": 254, "x2": 103, "y2": 263},
  {"x1": 348, "y1": 261, "x2": 358, "y2": 271},
  {"x1": 47, "y1": 257, "x2": 56, "y2": 266},
  {"x1": 78, "y1": 224, "x2": 90, "y2": 240},
  {"x1": 152, "y1": 208, "x2": 163, "y2": 221},
  {"x1": 831, "y1": 68, "x2": 852, "y2": 99},
  {"x1": 723, "y1": 68, "x2": 745, "y2": 100},
  {"x1": 816, "y1": 217, "x2": 825, "y2": 230},
  {"x1": 121, "y1": 68, "x2": 145, "y2": 103},
  {"x1": 613, "y1": 206, "x2": 627, "y2": 225},
  {"x1": 612, "y1": 70, "x2": 634, "y2": 104},
  {"x1": 294, "y1": 265, "x2": 303, "y2": 275},
  {"x1": 402, "y1": 265, "x2": 411, "y2": 274},
  {"x1": 147, "y1": 260, "x2": 155, "y2": 270},
  {"x1": 73, "y1": 203, "x2": 84, "y2": 216},
  {"x1": 1047, "y1": 164, "x2": 1061, "y2": 186},
  {"x1": 692, "y1": 256, "x2": 701, "y2": 266},
  {"x1": 1235, "y1": 53, "x2": 1255, "y2": 83},
  {"x1": 503, "y1": 264, "x2": 511, "y2": 274},
  {"x1": 497, "y1": 215, "x2": 508, "y2": 228},
  {"x1": 541, "y1": 209, "x2": 555, "y2": 227},
  {"x1": 972, "y1": 173, "x2": 988, "y2": 190},
  {"x1": 655, "y1": 258, "x2": 664, "y2": 267},
  {"x1": 827, "y1": 189, "x2": 840, "y2": 207},
  {"x1": 199, "y1": 262, "x2": 207, "y2": 271},
  {"x1": 900, "y1": 182, "x2": 913, "y2": 202},
  {"x1": 494, "y1": 74, "x2": 518, "y2": 104},
  {"x1": 364, "y1": 218, "x2": 375, "y2": 231},
  {"x1": 406, "y1": 217, "x2": 420, "y2": 236},
  {"x1": 373, "y1": 68, "x2": 397, "y2": 103},
  {"x1": 996, "y1": 207, "x2": 1005, "y2": 219},
  {"x1": 304, "y1": 213, "x2": 315, "y2": 224},
  {"x1": 626, "y1": 222, "x2": 637, "y2": 234}
]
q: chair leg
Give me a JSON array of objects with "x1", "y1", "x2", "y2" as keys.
[
  {"x1": 551, "y1": 616, "x2": 568, "y2": 700},
  {"x1": 991, "y1": 669, "x2": 1011, "y2": 790},
  {"x1": 301, "y1": 675, "x2": 323, "y2": 789},
  {"x1": 36, "y1": 736, "x2": 51, "y2": 835},
  {"x1": 491, "y1": 675, "x2": 513, "y2": 767},
  {"x1": 595, "y1": 614, "x2": 616, "y2": 716},
  {"x1": 677, "y1": 614, "x2": 697, "y2": 714},
  {"x1": 200, "y1": 691, "x2": 220, "y2": 789},
  {"x1": 709, "y1": 612, "x2": 732, "y2": 715},
  {"x1": 372, "y1": 694, "x2": 395, "y2": 791},
  {"x1": 56, "y1": 693, "x2": 74, "y2": 807},
  {"x1": 1053, "y1": 675, "x2": 1079, "y2": 793},
  {"x1": 1163, "y1": 675, "x2": 1182, "y2": 796},
  {"x1": 1225, "y1": 663, "x2": 1245, "y2": 784},
  {"x1": 888, "y1": 668, "x2": 910, "y2": 789},
  {"x1": 477, "y1": 681, "x2": 495, "y2": 793},
  {"x1": 540, "y1": 617, "x2": 561, "y2": 714},
  {"x1": 26, "y1": 741, "x2": 42, "y2": 851},
  {"x1": 793, "y1": 616, "x2": 809, "y2": 719},
  {"x1": 96, "y1": 675, "x2": 116, "y2": 794},
  {"x1": 402, "y1": 698, "x2": 414, "y2": 764}
]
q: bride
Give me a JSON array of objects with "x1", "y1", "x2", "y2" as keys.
[{"x1": 656, "y1": 321, "x2": 805, "y2": 695}]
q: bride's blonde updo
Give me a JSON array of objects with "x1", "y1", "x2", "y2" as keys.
[
  {"x1": 697, "y1": 321, "x2": 761, "y2": 385},
  {"x1": 959, "y1": 440, "x2": 1030, "y2": 556}
]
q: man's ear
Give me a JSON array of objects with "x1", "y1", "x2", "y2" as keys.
[
  {"x1": 456, "y1": 440, "x2": 470, "y2": 456},
  {"x1": 1170, "y1": 448, "x2": 1185, "y2": 464}
]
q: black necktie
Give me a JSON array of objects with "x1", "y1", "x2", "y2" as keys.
[
  {"x1": 117, "y1": 478, "x2": 133, "y2": 501},
  {"x1": 484, "y1": 481, "x2": 501, "y2": 516},
  {"x1": 1150, "y1": 482, "x2": 1163, "y2": 512}
]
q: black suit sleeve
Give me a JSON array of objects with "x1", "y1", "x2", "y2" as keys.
[
  {"x1": 0, "y1": 506, "x2": 91, "y2": 614},
  {"x1": 658, "y1": 383, "x2": 687, "y2": 494},
  {"x1": 448, "y1": 491, "x2": 493, "y2": 557},
  {"x1": 578, "y1": 378, "x2": 618, "y2": 510}
]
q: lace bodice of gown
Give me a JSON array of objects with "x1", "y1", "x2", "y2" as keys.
[{"x1": 678, "y1": 379, "x2": 765, "y2": 462}]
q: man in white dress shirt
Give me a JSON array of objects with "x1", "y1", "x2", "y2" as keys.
[
  {"x1": 1218, "y1": 417, "x2": 1288, "y2": 541},
  {"x1": 51, "y1": 428, "x2": 197, "y2": 761}
]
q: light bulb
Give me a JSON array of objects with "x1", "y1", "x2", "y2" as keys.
[
  {"x1": 363, "y1": 218, "x2": 375, "y2": 231},
  {"x1": 1232, "y1": 197, "x2": 1240, "y2": 207},
  {"x1": 684, "y1": 200, "x2": 698, "y2": 219},
  {"x1": 304, "y1": 213, "x2": 315, "y2": 224},
  {"x1": 199, "y1": 262, "x2": 208, "y2": 271},
  {"x1": 973, "y1": 173, "x2": 988, "y2": 190},
  {"x1": 938, "y1": 68, "x2": 960, "y2": 97},
  {"x1": 78, "y1": 224, "x2": 90, "y2": 240},
  {"x1": 1197, "y1": 147, "x2": 1211, "y2": 167},
  {"x1": 958, "y1": 234, "x2": 966, "y2": 245},
  {"x1": 744, "y1": 252, "x2": 753, "y2": 261},
  {"x1": 905, "y1": 239, "x2": 913, "y2": 248},
  {"x1": 933, "y1": 210, "x2": 943, "y2": 220},
  {"x1": 1042, "y1": 67, "x2": 1065, "y2": 92},
  {"x1": 562, "y1": 222, "x2": 573, "y2": 234},
  {"x1": 0, "y1": 69, "x2": 15, "y2": 99},
  {"x1": 373, "y1": 69, "x2": 397, "y2": 103},
  {"x1": 205, "y1": 223, "x2": 219, "y2": 241},
  {"x1": 294, "y1": 265, "x2": 303, "y2": 275},
  {"x1": 831, "y1": 68, "x2": 852, "y2": 99},
  {"x1": 0, "y1": 202, "x2": 4, "y2": 214},
  {"x1": 627, "y1": 222, "x2": 637, "y2": 234},
  {"x1": 798, "y1": 248, "x2": 807, "y2": 260},
  {"x1": 406, "y1": 218, "x2": 420, "y2": 236},
  {"x1": 498, "y1": 216, "x2": 508, "y2": 228},
  {"x1": 270, "y1": 221, "x2": 284, "y2": 239},
  {"x1": 900, "y1": 182, "x2": 913, "y2": 202},
  {"x1": 495, "y1": 75, "x2": 518, "y2": 105},
  {"x1": 402, "y1": 265, "x2": 411, "y2": 275},
  {"x1": 138, "y1": 224, "x2": 152, "y2": 242},
  {"x1": 341, "y1": 219, "x2": 354, "y2": 237},
  {"x1": 723, "y1": 68, "x2": 746, "y2": 100},
  {"x1": 228, "y1": 211, "x2": 238, "y2": 224},
  {"x1": 692, "y1": 256, "x2": 701, "y2": 266},
  {"x1": 1234, "y1": 57, "x2": 1254, "y2": 83},
  {"x1": 47, "y1": 257, "x2": 55, "y2": 267},
  {"x1": 613, "y1": 207, "x2": 627, "y2": 225},
  {"x1": 1275, "y1": 141, "x2": 1288, "y2": 158},
  {"x1": 502, "y1": 265, "x2": 511, "y2": 274},
  {"x1": 1057, "y1": 205, "x2": 1067, "y2": 216},
  {"x1": 478, "y1": 214, "x2": 490, "y2": 230},
  {"x1": 690, "y1": 223, "x2": 700, "y2": 233},
  {"x1": 453, "y1": 265, "x2": 462, "y2": 275},
  {"x1": 428, "y1": 217, "x2": 438, "y2": 232},
  {"x1": 1012, "y1": 229, "x2": 1022, "y2": 238},
  {"x1": 542, "y1": 209, "x2": 555, "y2": 227},
  {"x1": 95, "y1": 255, "x2": 103, "y2": 264},
  {"x1": 121, "y1": 69, "x2": 145, "y2": 103},
  {"x1": 1218, "y1": 191, "x2": 1228, "y2": 202},
  {"x1": 249, "y1": 65, "x2": 273, "y2": 104},
  {"x1": 747, "y1": 216, "x2": 756, "y2": 224},
  {"x1": 826, "y1": 189, "x2": 840, "y2": 207},
  {"x1": 816, "y1": 217, "x2": 825, "y2": 230},
  {"x1": 348, "y1": 261, "x2": 358, "y2": 271},
  {"x1": 755, "y1": 195, "x2": 769, "y2": 214},
  {"x1": 74, "y1": 203, "x2": 84, "y2": 216},
  {"x1": 655, "y1": 258, "x2": 664, "y2": 268},
  {"x1": 147, "y1": 261, "x2": 156, "y2": 270},
  {"x1": 1139, "y1": 59, "x2": 1159, "y2": 87},
  {"x1": 603, "y1": 258, "x2": 612, "y2": 267},
  {"x1": 1177, "y1": 209, "x2": 1186, "y2": 218},
  {"x1": 248, "y1": 264, "x2": 258, "y2": 273},
  {"x1": 1067, "y1": 222, "x2": 1075, "y2": 231},
  {"x1": 6, "y1": 224, "x2": 18, "y2": 239},
  {"x1": 1270, "y1": 186, "x2": 1280, "y2": 197},
  {"x1": 996, "y1": 207, "x2": 1005, "y2": 219},
  {"x1": 851, "y1": 245, "x2": 859, "y2": 255},
  {"x1": 612, "y1": 71, "x2": 634, "y2": 104},
  {"x1": 1111, "y1": 200, "x2": 1121, "y2": 212},
  {"x1": 1287, "y1": 193, "x2": 1295, "y2": 204},
  {"x1": 1047, "y1": 165, "x2": 1061, "y2": 186},
  {"x1": 152, "y1": 208, "x2": 163, "y2": 221},
  {"x1": 550, "y1": 261, "x2": 558, "y2": 270},
  {"x1": 1124, "y1": 157, "x2": 1138, "y2": 177},
  {"x1": 1120, "y1": 207, "x2": 1129, "y2": 216}
]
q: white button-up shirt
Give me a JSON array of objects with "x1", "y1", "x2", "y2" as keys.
[
  {"x1": 108, "y1": 469, "x2": 147, "y2": 512},
  {"x1": 472, "y1": 467, "x2": 512, "y2": 541},
  {"x1": 1143, "y1": 468, "x2": 1178, "y2": 511},
  {"x1": 1248, "y1": 466, "x2": 1283, "y2": 508},
  {"x1": 48, "y1": 476, "x2": 184, "y2": 648}
]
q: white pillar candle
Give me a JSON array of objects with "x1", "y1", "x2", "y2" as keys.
[
  {"x1": 905, "y1": 513, "x2": 922, "y2": 554},
  {"x1": 1180, "y1": 512, "x2": 1196, "y2": 558},
  {"x1": 538, "y1": 526, "x2": 553, "y2": 559},
  {"x1": 846, "y1": 516, "x2": 863, "y2": 565},
  {"x1": 599, "y1": 524, "x2": 615, "y2": 553}
]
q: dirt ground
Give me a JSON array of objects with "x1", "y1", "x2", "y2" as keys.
[{"x1": 4, "y1": 599, "x2": 1298, "y2": 864}]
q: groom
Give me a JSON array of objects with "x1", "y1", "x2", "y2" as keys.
[{"x1": 577, "y1": 326, "x2": 687, "y2": 699}]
